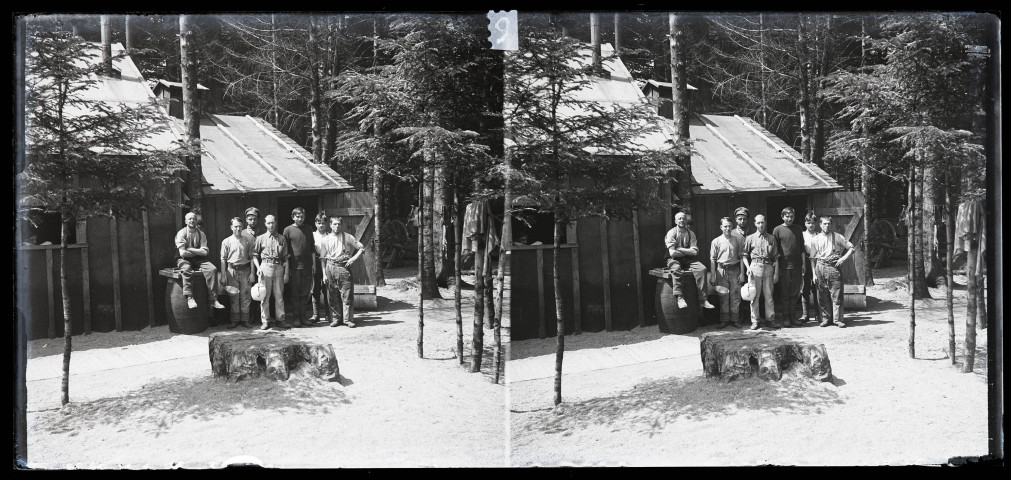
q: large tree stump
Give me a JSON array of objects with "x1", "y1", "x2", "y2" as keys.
[
  {"x1": 209, "y1": 332, "x2": 340, "y2": 382},
  {"x1": 700, "y1": 331, "x2": 832, "y2": 382}
]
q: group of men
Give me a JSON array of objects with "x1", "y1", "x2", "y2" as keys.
[
  {"x1": 665, "y1": 206, "x2": 855, "y2": 330},
  {"x1": 173, "y1": 207, "x2": 365, "y2": 330}
]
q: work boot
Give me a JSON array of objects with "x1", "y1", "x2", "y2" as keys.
[
  {"x1": 212, "y1": 300, "x2": 226, "y2": 309},
  {"x1": 241, "y1": 312, "x2": 252, "y2": 328},
  {"x1": 791, "y1": 318, "x2": 805, "y2": 327},
  {"x1": 346, "y1": 320, "x2": 357, "y2": 328},
  {"x1": 227, "y1": 313, "x2": 240, "y2": 329},
  {"x1": 259, "y1": 320, "x2": 271, "y2": 331},
  {"x1": 186, "y1": 296, "x2": 198, "y2": 309},
  {"x1": 835, "y1": 320, "x2": 846, "y2": 328},
  {"x1": 676, "y1": 296, "x2": 688, "y2": 309},
  {"x1": 819, "y1": 319, "x2": 831, "y2": 327},
  {"x1": 702, "y1": 299, "x2": 716, "y2": 309},
  {"x1": 329, "y1": 318, "x2": 344, "y2": 327},
  {"x1": 749, "y1": 321, "x2": 760, "y2": 330}
]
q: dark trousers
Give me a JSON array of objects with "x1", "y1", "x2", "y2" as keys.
[
  {"x1": 777, "y1": 267, "x2": 803, "y2": 323},
  {"x1": 176, "y1": 257, "x2": 219, "y2": 299},
  {"x1": 311, "y1": 257, "x2": 329, "y2": 320},
  {"x1": 287, "y1": 260, "x2": 313, "y2": 323},
  {"x1": 815, "y1": 263, "x2": 844, "y2": 325},
  {"x1": 324, "y1": 263, "x2": 354, "y2": 324}
]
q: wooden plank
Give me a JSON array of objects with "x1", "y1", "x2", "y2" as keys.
[
  {"x1": 536, "y1": 248, "x2": 546, "y2": 339},
  {"x1": 843, "y1": 285, "x2": 866, "y2": 294},
  {"x1": 600, "y1": 217, "x2": 612, "y2": 331},
  {"x1": 335, "y1": 207, "x2": 373, "y2": 217},
  {"x1": 142, "y1": 210, "x2": 156, "y2": 328},
  {"x1": 110, "y1": 217, "x2": 123, "y2": 332},
  {"x1": 817, "y1": 208, "x2": 861, "y2": 216},
  {"x1": 632, "y1": 210, "x2": 645, "y2": 328},
  {"x1": 571, "y1": 247, "x2": 581, "y2": 334},
  {"x1": 46, "y1": 249, "x2": 55, "y2": 339},
  {"x1": 81, "y1": 246, "x2": 91, "y2": 334}
]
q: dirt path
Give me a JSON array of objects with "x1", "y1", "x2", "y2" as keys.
[
  {"x1": 508, "y1": 266, "x2": 991, "y2": 466},
  {"x1": 26, "y1": 267, "x2": 509, "y2": 468}
]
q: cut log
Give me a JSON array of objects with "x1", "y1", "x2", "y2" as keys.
[
  {"x1": 700, "y1": 331, "x2": 832, "y2": 382},
  {"x1": 208, "y1": 331, "x2": 339, "y2": 382}
]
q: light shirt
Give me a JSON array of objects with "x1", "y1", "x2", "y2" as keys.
[
  {"x1": 805, "y1": 232, "x2": 853, "y2": 260},
  {"x1": 318, "y1": 232, "x2": 363, "y2": 262},
  {"x1": 743, "y1": 231, "x2": 779, "y2": 262},
  {"x1": 175, "y1": 227, "x2": 207, "y2": 258},
  {"x1": 664, "y1": 226, "x2": 698, "y2": 260},
  {"x1": 710, "y1": 234, "x2": 743, "y2": 266},
  {"x1": 220, "y1": 235, "x2": 253, "y2": 266},
  {"x1": 253, "y1": 232, "x2": 289, "y2": 263}
]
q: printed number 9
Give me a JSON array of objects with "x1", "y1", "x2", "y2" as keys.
[{"x1": 494, "y1": 17, "x2": 510, "y2": 45}]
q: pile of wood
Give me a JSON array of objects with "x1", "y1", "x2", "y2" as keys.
[
  {"x1": 700, "y1": 331, "x2": 833, "y2": 382},
  {"x1": 209, "y1": 331, "x2": 340, "y2": 382}
]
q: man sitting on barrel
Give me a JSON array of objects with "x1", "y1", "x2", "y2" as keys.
[
  {"x1": 665, "y1": 212, "x2": 716, "y2": 311},
  {"x1": 175, "y1": 211, "x2": 226, "y2": 311}
]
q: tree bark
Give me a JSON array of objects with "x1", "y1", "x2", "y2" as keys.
[
  {"x1": 271, "y1": 14, "x2": 280, "y2": 127},
  {"x1": 435, "y1": 166, "x2": 454, "y2": 287},
  {"x1": 613, "y1": 13, "x2": 621, "y2": 56},
  {"x1": 922, "y1": 166, "x2": 944, "y2": 285},
  {"x1": 454, "y1": 189, "x2": 464, "y2": 365},
  {"x1": 963, "y1": 236, "x2": 978, "y2": 372},
  {"x1": 907, "y1": 168, "x2": 916, "y2": 358},
  {"x1": 417, "y1": 176, "x2": 424, "y2": 359},
  {"x1": 307, "y1": 15, "x2": 324, "y2": 163},
  {"x1": 492, "y1": 230, "x2": 506, "y2": 384},
  {"x1": 484, "y1": 235, "x2": 495, "y2": 331},
  {"x1": 669, "y1": 13, "x2": 692, "y2": 215},
  {"x1": 797, "y1": 14, "x2": 813, "y2": 163},
  {"x1": 179, "y1": 15, "x2": 202, "y2": 215},
  {"x1": 61, "y1": 216, "x2": 72, "y2": 405},
  {"x1": 124, "y1": 15, "x2": 134, "y2": 53},
  {"x1": 100, "y1": 15, "x2": 113, "y2": 75},
  {"x1": 470, "y1": 236, "x2": 486, "y2": 373},
  {"x1": 421, "y1": 157, "x2": 441, "y2": 299},
  {"x1": 862, "y1": 161, "x2": 874, "y2": 286},
  {"x1": 553, "y1": 219, "x2": 565, "y2": 406},
  {"x1": 590, "y1": 13, "x2": 601, "y2": 75},
  {"x1": 945, "y1": 180, "x2": 955, "y2": 364},
  {"x1": 912, "y1": 166, "x2": 931, "y2": 299},
  {"x1": 373, "y1": 164, "x2": 386, "y2": 287}
]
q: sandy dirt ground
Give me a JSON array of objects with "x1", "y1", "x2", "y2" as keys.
[
  {"x1": 25, "y1": 267, "x2": 509, "y2": 469},
  {"x1": 508, "y1": 264, "x2": 992, "y2": 466}
]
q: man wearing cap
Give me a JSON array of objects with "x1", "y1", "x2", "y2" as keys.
[
  {"x1": 220, "y1": 217, "x2": 255, "y2": 328},
  {"x1": 283, "y1": 207, "x2": 316, "y2": 327},
  {"x1": 252, "y1": 214, "x2": 290, "y2": 330},
  {"x1": 806, "y1": 216, "x2": 855, "y2": 327},
  {"x1": 742, "y1": 214, "x2": 779, "y2": 329},
  {"x1": 242, "y1": 207, "x2": 266, "y2": 319},
  {"x1": 665, "y1": 212, "x2": 716, "y2": 311},
  {"x1": 318, "y1": 215, "x2": 366, "y2": 327},
  {"x1": 731, "y1": 207, "x2": 753, "y2": 242},
  {"x1": 772, "y1": 207, "x2": 806, "y2": 327},
  {"x1": 175, "y1": 212, "x2": 226, "y2": 311},
  {"x1": 710, "y1": 217, "x2": 747, "y2": 328}
]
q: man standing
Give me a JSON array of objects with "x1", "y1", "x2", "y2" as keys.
[
  {"x1": 318, "y1": 216, "x2": 365, "y2": 328},
  {"x1": 731, "y1": 207, "x2": 752, "y2": 241},
  {"x1": 806, "y1": 216, "x2": 855, "y2": 327},
  {"x1": 283, "y1": 207, "x2": 316, "y2": 328},
  {"x1": 665, "y1": 212, "x2": 716, "y2": 311},
  {"x1": 310, "y1": 212, "x2": 331, "y2": 324},
  {"x1": 710, "y1": 217, "x2": 746, "y2": 328},
  {"x1": 801, "y1": 211, "x2": 821, "y2": 323},
  {"x1": 175, "y1": 212, "x2": 226, "y2": 310},
  {"x1": 252, "y1": 214, "x2": 289, "y2": 330},
  {"x1": 742, "y1": 214, "x2": 779, "y2": 329},
  {"x1": 241, "y1": 207, "x2": 265, "y2": 244},
  {"x1": 220, "y1": 217, "x2": 256, "y2": 328},
  {"x1": 772, "y1": 207, "x2": 806, "y2": 327}
]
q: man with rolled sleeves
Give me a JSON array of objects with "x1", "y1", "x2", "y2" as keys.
[
  {"x1": 252, "y1": 214, "x2": 290, "y2": 330},
  {"x1": 318, "y1": 215, "x2": 365, "y2": 328},
  {"x1": 742, "y1": 214, "x2": 779, "y2": 329},
  {"x1": 175, "y1": 212, "x2": 226, "y2": 311},
  {"x1": 665, "y1": 211, "x2": 717, "y2": 311},
  {"x1": 221, "y1": 217, "x2": 256, "y2": 328},
  {"x1": 242, "y1": 207, "x2": 266, "y2": 319},
  {"x1": 710, "y1": 217, "x2": 747, "y2": 328},
  {"x1": 772, "y1": 207, "x2": 806, "y2": 327},
  {"x1": 801, "y1": 211, "x2": 821, "y2": 323},
  {"x1": 283, "y1": 207, "x2": 316, "y2": 327},
  {"x1": 806, "y1": 216, "x2": 855, "y2": 328}
]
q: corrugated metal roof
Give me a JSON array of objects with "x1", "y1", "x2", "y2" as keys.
[
  {"x1": 682, "y1": 113, "x2": 842, "y2": 195},
  {"x1": 196, "y1": 114, "x2": 353, "y2": 195}
]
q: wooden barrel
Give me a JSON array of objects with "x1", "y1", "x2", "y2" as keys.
[
  {"x1": 165, "y1": 277, "x2": 210, "y2": 335},
  {"x1": 654, "y1": 274, "x2": 700, "y2": 334}
]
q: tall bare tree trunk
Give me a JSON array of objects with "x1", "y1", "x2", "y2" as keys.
[
  {"x1": 613, "y1": 13, "x2": 621, "y2": 56},
  {"x1": 669, "y1": 13, "x2": 692, "y2": 215},
  {"x1": 417, "y1": 176, "x2": 424, "y2": 359},
  {"x1": 758, "y1": 14, "x2": 767, "y2": 127},
  {"x1": 100, "y1": 15, "x2": 113, "y2": 74},
  {"x1": 907, "y1": 168, "x2": 916, "y2": 358},
  {"x1": 862, "y1": 161, "x2": 874, "y2": 285},
  {"x1": 435, "y1": 167, "x2": 454, "y2": 286},
  {"x1": 470, "y1": 235, "x2": 486, "y2": 373},
  {"x1": 553, "y1": 219, "x2": 565, "y2": 405},
  {"x1": 271, "y1": 14, "x2": 280, "y2": 127},
  {"x1": 179, "y1": 15, "x2": 202, "y2": 215},
  {"x1": 912, "y1": 166, "x2": 931, "y2": 298},
  {"x1": 484, "y1": 237, "x2": 495, "y2": 331},
  {"x1": 945, "y1": 180, "x2": 955, "y2": 364},
  {"x1": 797, "y1": 14, "x2": 813, "y2": 163},
  {"x1": 454, "y1": 189, "x2": 464, "y2": 365},
  {"x1": 307, "y1": 16, "x2": 324, "y2": 163},
  {"x1": 492, "y1": 234, "x2": 506, "y2": 384},
  {"x1": 421, "y1": 152, "x2": 441, "y2": 299},
  {"x1": 976, "y1": 229, "x2": 986, "y2": 330},
  {"x1": 590, "y1": 13, "x2": 602, "y2": 75},
  {"x1": 963, "y1": 234, "x2": 978, "y2": 372},
  {"x1": 60, "y1": 216, "x2": 72, "y2": 405},
  {"x1": 922, "y1": 166, "x2": 943, "y2": 285},
  {"x1": 371, "y1": 17, "x2": 385, "y2": 288},
  {"x1": 124, "y1": 15, "x2": 134, "y2": 53}
]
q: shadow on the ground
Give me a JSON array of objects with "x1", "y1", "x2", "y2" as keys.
[
  {"x1": 514, "y1": 372, "x2": 843, "y2": 438},
  {"x1": 374, "y1": 297, "x2": 415, "y2": 313},
  {"x1": 34, "y1": 367, "x2": 350, "y2": 436},
  {"x1": 27, "y1": 324, "x2": 237, "y2": 359}
]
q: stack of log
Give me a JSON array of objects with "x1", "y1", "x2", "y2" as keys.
[
  {"x1": 209, "y1": 331, "x2": 340, "y2": 382},
  {"x1": 700, "y1": 331, "x2": 833, "y2": 382}
]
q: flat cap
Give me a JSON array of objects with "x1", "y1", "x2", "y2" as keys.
[
  {"x1": 734, "y1": 207, "x2": 749, "y2": 217},
  {"x1": 244, "y1": 207, "x2": 260, "y2": 217}
]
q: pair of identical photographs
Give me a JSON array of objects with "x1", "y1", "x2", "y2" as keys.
[{"x1": 15, "y1": 11, "x2": 999, "y2": 468}]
